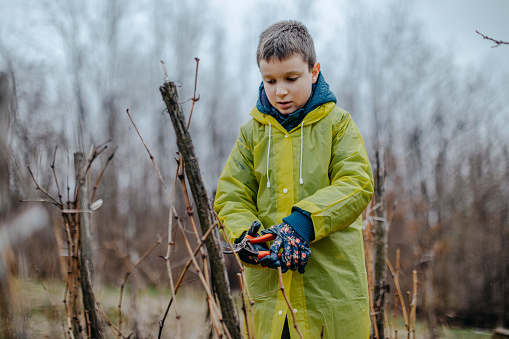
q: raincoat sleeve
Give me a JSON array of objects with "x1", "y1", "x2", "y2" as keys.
[
  {"x1": 214, "y1": 124, "x2": 260, "y2": 243},
  {"x1": 294, "y1": 111, "x2": 374, "y2": 242}
]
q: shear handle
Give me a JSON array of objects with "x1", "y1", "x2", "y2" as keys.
[
  {"x1": 245, "y1": 233, "x2": 276, "y2": 244},
  {"x1": 257, "y1": 251, "x2": 282, "y2": 260}
]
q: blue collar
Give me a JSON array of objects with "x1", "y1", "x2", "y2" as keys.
[{"x1": 256, "y1": 72, "x2": 337, "y2": 131}]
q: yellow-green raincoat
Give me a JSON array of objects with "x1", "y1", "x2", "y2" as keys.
[{"x1": 214, "y1": 101, "x2": 374, "y2": 338}]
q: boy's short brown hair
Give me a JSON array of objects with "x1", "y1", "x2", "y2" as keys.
[{"x1": 256, "y1": 20, "x2": 316, "y2": 71}]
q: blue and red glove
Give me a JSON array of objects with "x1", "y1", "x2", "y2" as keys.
[{"x1": 260, "y1": 209, "x2": 314, "y2": 274}]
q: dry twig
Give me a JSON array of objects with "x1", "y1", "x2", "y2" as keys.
[
  {"x1": 165, "y1": 176, "x2": 182, "y2": 338},
  {"x1": 393, "y1": 248, "x2": 400, "y2": 339},
  {"x1": 160, "y1": 60, "x2": 169, "y2": 83},
  {"x1": 158, "y1": 221, "x2": 217, "y2": 338},
  {"x1": 90, "y1": 145, "x2": 118, "y2": 204},
  {"x1": 161, "y1": 78, "x2": 240, "y2": 338},
  {"x1": 125, "y1": 109, "x2": 173, "y2": 205},
  {"x1": 215, "y1": 211, "x2": 256, "y2": 338},
  {"x1": 118, "y1": 235, "x2": 164, "y2": 334},
  {"x1": 175, "y1": 154, "x2": 212, "y2": 337},
  {"x1": 476, "y1": 30, "x2": 509, "y2": 47},
  {"x1": 125, "y1": 107, "x2": 184, "y2": 337},
  {"x1": 187, "y1": 58, "x2": 200, "y2": 129},
  {"x1": 176, "y1": 222, "x2": 229, "y2": 339},
  {"x1": 411, "y1": 270, "x2": 418, "y2": 339},
  {"x1": 277, "y1": 267, "x2": 303, "y2": 339},
  {"x1": 362, "y1": 201, "x2": 379, "y2": 339},
  {"x1": 386, "y1": 258, "x2": 409, "y2": 331},
  {"x1": 95, "y1": 297, "x2": 131, "y2": 339},
  {"x1": 32, "y1": 264, "x2": 67, "y2": 338},
  {"x1": 84, "y1": 140, "x2": 110, "y2": 176},
  {"x1": 26, "y1": 165, "x2": 62, "y2": 208},
  {"x1": 237, "y1": 273, "x2": 253, "y2": 339},
  {"x1": 214, "y1": 211, "x2": 256, "y2": 333},
  {"x1": 51, "y1": 145, "x2": 64, "y2": 207}
]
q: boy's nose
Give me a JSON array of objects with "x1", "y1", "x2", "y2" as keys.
[{"x1": 276, "y1": 86, "x2": 288, "y2": 97}]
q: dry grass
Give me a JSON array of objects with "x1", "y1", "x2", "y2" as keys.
[
  {"x1": 4, "y1": 277, "x2": 215, "y2": 339},
  {"x1": 2, "y1": 276, "x2": 494, "y2": 339}
]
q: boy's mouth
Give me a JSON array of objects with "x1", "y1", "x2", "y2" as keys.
[{"x1": 278, "y1": 101, "x2": 292, "y2": 109}]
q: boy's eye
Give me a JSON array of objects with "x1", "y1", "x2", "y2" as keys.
[
  {"x1": 265, "y1": 79, "x2": 276, "y2": 84},
  {"x1": 287, "y1": 77, "x2": 298, "y2": 82}
]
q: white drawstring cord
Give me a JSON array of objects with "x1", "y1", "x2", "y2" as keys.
[
  {"x1": 299, "y1": 122, "x2": 304, "y2": 185},
  {"x1": 266, "y1": 122, "x2": 271, "y2": 188}
]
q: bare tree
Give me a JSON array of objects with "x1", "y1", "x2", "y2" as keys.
[{"x1": 0, "y1": 73, "x2": 11, "y2": 218}]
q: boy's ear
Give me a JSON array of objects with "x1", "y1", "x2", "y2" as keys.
[{"x1": 311, "y1": 62, "x2": 321, "y2": 83}]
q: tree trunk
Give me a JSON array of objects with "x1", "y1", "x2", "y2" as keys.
[
  {"x1": 422, "y1": 260, "x2": 439, "y2": 339},
  {"x1": 0, "y1": 72, "x2": 14, "y2": 338},
  {"x1": 0, "y1": 73, "x2": 10, "y2": 219},
  {"x1": 160, "y1": 81, "x2": 241, "y2": 339},
  {"x1": 373, "y1": 149, "x2": 388, "y2": 338}
]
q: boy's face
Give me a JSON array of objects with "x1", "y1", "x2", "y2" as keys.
[{"x1": 259, "y1": 54, "x2": 320, "y2": 115}]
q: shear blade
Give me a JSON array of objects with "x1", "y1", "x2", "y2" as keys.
[{"x1": 221, "y1": 242, "x2": 242, "y2": 254}]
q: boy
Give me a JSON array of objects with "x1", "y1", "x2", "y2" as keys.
[{"x1": 214, "y1": 20, "x2": 374, "y2": 339}]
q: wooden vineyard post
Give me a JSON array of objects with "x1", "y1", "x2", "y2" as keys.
[
  {"x1": 160, "y1": 81, "x2": 242, "y2": 339},
  {"x1": 74, "y1": 152, "x2": 101, "y2": 338}
]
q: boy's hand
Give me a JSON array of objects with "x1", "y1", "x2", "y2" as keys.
[
  {"x1": 234, "y1": 221, "x2": 269, "y2": 265},
  {"x1": 260, "y1": 222, "x2": 311, "y2": 274}
]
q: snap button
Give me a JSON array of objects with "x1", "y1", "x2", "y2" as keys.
[
  {"x1": 293, "y1": 309, "x2": 297, "y2": 313},
  {"x1": 283, "y1": 188, "x2": 288, "y2": 193},
  {"x1": 285, "y1": 135, "x2": 289, "y2": 138},
  {"x1": 278, "y1": 310, "x2": 283, "y2": 316}
]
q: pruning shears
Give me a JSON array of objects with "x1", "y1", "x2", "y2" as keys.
[
  {"x1": 222, "y1": 221, "x2": 281, "y2": 260},
  {"x1": 223, "y1": 233, "x2": 278, "y2": 260}
]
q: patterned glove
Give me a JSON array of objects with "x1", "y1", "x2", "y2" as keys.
[
  {"x1": 261, "y1": 222, "x2": 311, "y2": 274},
  {"x1": 234, "y1": 221, "x2": 268, "y2": 265}
]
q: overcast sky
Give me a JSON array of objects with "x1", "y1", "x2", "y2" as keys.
[
  {"x1": 209, "y1": 0, "x2": 509, "y2": 70},
  {"x1": 413, "y1": 0, "x2": 509, "y2": 71},
  {"x1": 1, "y1": 0, "x2": 508, "y2": 70}
]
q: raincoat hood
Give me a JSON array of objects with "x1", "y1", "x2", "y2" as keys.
[{"x1": 256, "y1": 72, "x2": 337, "y2": 131}]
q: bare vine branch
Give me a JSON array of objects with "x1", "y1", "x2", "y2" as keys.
[
  {"x1": 187, "y1": 58, "x2": 200, "y2": 129},
  {"x1": 176, "y1": 222, "x2": 228, "y2": 339},
  {"x1": 237, "y1": 273, "x2": 253, "y2": 339},
  {"x1": 476, "y1": 30, "x2": 509, "y2": 48},
  {"x1": 125, "y1": 107, "x2": 185, "y2": 337},
  {"x1": 95, "y1": 297, "x2": 131, "y2": 339},
  {"x1": 33, "y1": 264, "x2": 66, "y2": 337},
  {"x1": 214, "y1": 210, "x2": 256, "y2": 331},
  {"x1": 118, "y1": 234, "x2": 164, "y2": 334},
  {"x1": 84, "y1": 140, "x2": 110, "y2": 178},
  {"x1": 160, "y1": 60, "x2": 169, "y2": 83},
  {"x1": 51, "y1": 145, "x2": 64, "y2": 207},
  {"x1": 386, "y1": 258, "x2": 409, "y2": 330},
  {"x1": 277, "y1": 267, "x2": 303, "y2": 339},
  {"x1": 164, "y1": 171, "x2": 182, "y2": 338},
  {"x1": 161, "y1": 79, "x2": 241, "y2": 338},
  {"x1": 26, "y1": 165, "x2": 63, "y2": 208},
  {"x1": 90, "y1": 145, "x2": 118, "y2": 204},
  {"x1": 125, "y1": 109, "x2": 172, "y2": 205},
  {"x1": 158, "y1": 221, "x2": 217, "y2": 338}
]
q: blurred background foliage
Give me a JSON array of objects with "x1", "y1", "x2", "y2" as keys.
[{"x1": 0, "y1": 0, "x2": 508, "y2": 332}]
